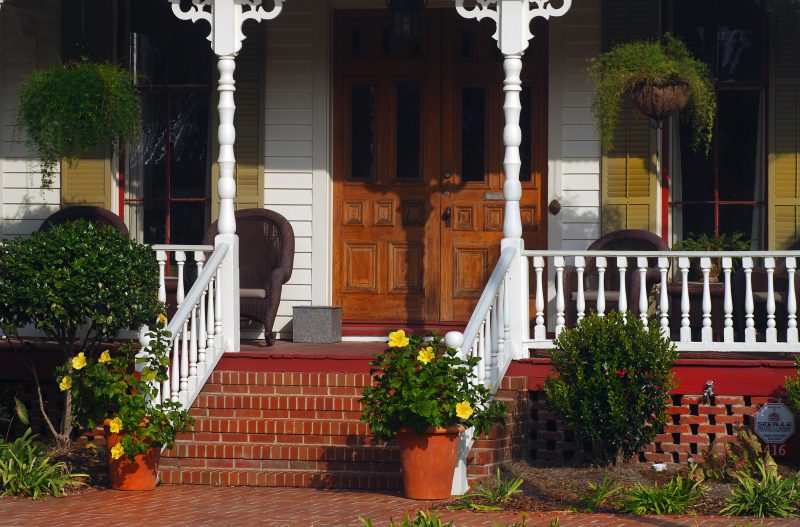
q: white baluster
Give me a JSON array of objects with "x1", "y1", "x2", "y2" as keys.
[
  {"x1": 616, "y1": 257, "x2": 627, "y2": 319},
  {"x1": 659, "y1": 257, "x2": 670, "y2": 339},
  {"x1": 207, "y1": 275, "x2": 216, "y2": 356},
  {"x1": 700, "y1": 257, "x2": 712, "y2": 342},
  {"x1": 161, "y1": 376, "x2": 171, "y2": 404},
  {"x1": 533, "y1": 256, "x2": 546, "y2": 340},
  {"x1": 156, "y1": 251, "x2": 167, "y2": 305},
  {"x1": 195, "y1": 251, "x2": 207, "y2": 377},
  {"x1": 575, "y1": 256, "x2": 586, "y2": 323},
  {"x1": 744, "y1": 257, "x2": 755, "y2": 343},
  {"x1": 171, "y1": 330, "x2": 180, "y2": 402},
  {"x1": 175, "y1": 251, "x2": 186, "y2": 307},
  {"x1": 596, "y1": 257, "x2": 607, "y2": 316},
  {"x1": 188, "y1": 303, "x2": 198, "y2": 393},
  {"x1": 788, "y1": 257, "x2": 798, "y2": 344},
  {"x1": 491, "y1": 293, "x2": 499, "y2": 355},
  {"x1": 765, "y1": 257, "x2": 777, "y2": 343},
  {"x1": 483, "y1": 311, "x2": 492, "y2": 382},
  {"x1": 679, "y1": 257, "x2": 691, "y2": 342},
  {"x1": 476, "y1": 320, "x2": 486, "y2": 384},
  {"x1": 723, "y1": 257, "x2": 734, "y2": 343},
  {"x1": 638, "y1": 257, "x2": 648, "y2": 326},
  {"x1": 555, "y1": 256, "x2": 565, "y2": 337},
  {"x1": 180, "y1": 321, "x2": 189, "y2": 402},
  {"x1": 215, "y1": 267, "x2": 223, "y2": 348}
]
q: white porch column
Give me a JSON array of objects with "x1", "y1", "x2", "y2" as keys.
[
  {"x1": 454, "y1": 0, "x2": 571, "y2": 496},
  {"x1": 169, "y1": 0, "x2": 285, "y2": 352}
]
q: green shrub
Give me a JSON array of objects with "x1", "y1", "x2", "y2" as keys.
[
  {"x1": 0, "y1": 429, "x2": 87, "y2": 499},
  {"x1": 360, "y1": 511, "x2": 454, "y2": 527},
  {"x1": 454, "y1": 468, "x2": 524, "y2": 511},
  {"x1": 17, "y1": 59, "x2": 141, "y2": 189},
  {"x1": 0, "y1": 221, "x2": 160, "y2": 445},
  {"x1": 784, "y1": 356, "x2": 800, "y2": 414},
  {"x1": 721, "y1": 460, "x2": 798, "y2": 518},
  {"x1": 543, "y1": 312, "x2": 677, "y2": 464},
  {"x1": 622, "y1": 472, "x2": 702, "y2": 515}
]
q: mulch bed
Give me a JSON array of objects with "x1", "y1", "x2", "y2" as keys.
[{"x1": 436, "y1": 459, "x2": 800, "y2": 516}]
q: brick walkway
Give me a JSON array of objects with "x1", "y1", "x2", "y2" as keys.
[{"x1": 1, "y1": 486, "x2": 798, "y2": 526}]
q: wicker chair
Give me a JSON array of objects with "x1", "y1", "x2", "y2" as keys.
[
  {"x1": 38, "y1": 206, "x2": 129, "y2": 235},
  {"x1": 203, "y1": 208, "x2": 295, "y2": 346},
  {"x1": 563, "y1": 229, "x2": 669, "y2": 328}
]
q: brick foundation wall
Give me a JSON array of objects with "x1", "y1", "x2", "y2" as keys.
[{"x1": 529, "y1": 391, "x2": 786, "y2": 463}]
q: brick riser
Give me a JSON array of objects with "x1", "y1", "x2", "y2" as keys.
[{"x1": 160, "y1": 372, "x2": 529, "y2": 489}]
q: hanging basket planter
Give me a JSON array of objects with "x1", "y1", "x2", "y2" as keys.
[{"x1": 629, "y1": 81, "x2": 690, "y2": 122}]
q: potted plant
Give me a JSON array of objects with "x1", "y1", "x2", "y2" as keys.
[
  {"x1": 16, "y1": 59, "x2": 141, "y2": 189},
  {"x1": 360, "y1": 330, "x2": 507, "y2": 500},
  {"x1": 588, "y1": 33, "x2": 716, "y2": 155},
  {"x1": 672, "y1": 232, "x2": 751, "y2": 282},
  {"x1": 62, "y1": 316, "x2": 193, "y2": 490}
]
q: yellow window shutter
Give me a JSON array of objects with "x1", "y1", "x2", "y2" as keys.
[
  {"x1": 212, "y1": 24, "x2": 264, "y2": 218},
  {"x1": 60, "y1": 0, "x2": 114, "y2": 210},
  {"x1": 769, "y1": 11, "x2": 800, "y2": 249},
  {"x1": 601, "y1": 0, "x2": 659, "y2": 234}
]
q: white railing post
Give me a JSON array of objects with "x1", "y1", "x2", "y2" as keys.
[
  {"x1": 617, "y1": 257, "x2": 627, "y2": 319},
  {"x1": 744, "y1": 257, "x2": 756, "y2": 343},
  {"x1": 554, "y1": 256, "x2": 565, "y2": 337},
  {"x1": 156, "y1": 251, "x2": 167, "y2": 305},
  {"x1": 637, "y1": 257, "x2": 648, "y2": 326},
  {"x1": 700, "y1": 257, "x2": 712, "y2": 343},
  {"x1": 765, "y1": 257, "x2": 777, "y2": 343},
  {"x1": 596, "y1": 257, "x2": 607, "y2": 316},
  {"x1": 788, "y1": 257, "x2": 798, "y2": 344},
  {"x1": 723, "y1": 257, "x2": 734, "y2": 343},
  {"x1": 533, "y1": 255, "x2": 546, "y2": 341},
  {"x1": 679, "y1": 257, "x2": 691, "y2": 342},
  {"x1": 575, "y1": 256, "x2": 586, "y2": 323},
  {"x1": 658, "y1": 257, "x2": 670, "y2": 339},
  {"x1": 195, "y1": 251, "x2": 208, "y2": 379}
]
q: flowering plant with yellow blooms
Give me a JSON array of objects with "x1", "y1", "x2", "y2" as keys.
[
  {"x1": 58, "y1": 315, "x2": 193, "y2": 461},
  {"x1": 360, "y1": 330, "x2": 506, "y2": 440}
]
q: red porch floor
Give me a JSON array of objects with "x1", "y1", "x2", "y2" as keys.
[{"x1": 3, "y1": 486, "x2": 799, "y2": 527}]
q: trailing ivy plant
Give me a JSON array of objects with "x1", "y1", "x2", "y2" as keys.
[
  {"x1": 17, "y1": 59, "x2": 141, "y2": 189},
  {"x1": 544, "y1": 312, "x2": 677, "y2": 465},
  {"x1": 588, "y1": 33, "x2": 716, "y2": 155}
]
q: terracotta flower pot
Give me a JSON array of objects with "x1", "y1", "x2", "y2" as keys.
[
  {"x1": 104, "y1": 427, "x2": 160, "y2": 491},
  {"x1": 396, "y1": 425, "x2": 464, "y2": 500},
  {"x1": 629, "y1": 81, "x2": 690, "y2": 121}
]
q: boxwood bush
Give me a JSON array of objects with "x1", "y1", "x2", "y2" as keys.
[
  {"x1": 0, "y1": 220, "x2": 160, "y2": 445},
  {"x1": 544, "y1": 312, "x2": 677, "y2": 464}
]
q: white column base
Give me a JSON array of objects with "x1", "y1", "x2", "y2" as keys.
[{"x1": 217, "y1": 233, "x2": 240, "y2": 352}]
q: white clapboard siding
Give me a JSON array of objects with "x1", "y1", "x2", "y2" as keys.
[
  {"x1": 550, "y1": 0, "x2": 602, "y2": 250},
  {"x1": 1, "y1": 11, "x2": 61, "y2": 238},
  {"x1": 264, "y1": 0, "x2": 317, "y2": 339}
]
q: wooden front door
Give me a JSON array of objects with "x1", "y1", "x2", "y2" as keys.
[{"x1": 333, "y1": 9, "x2": 547, "y2": 328}]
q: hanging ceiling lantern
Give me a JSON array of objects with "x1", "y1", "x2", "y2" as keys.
[{"x1": 387, "y1": 0, "x2": 427, "y2": 46}]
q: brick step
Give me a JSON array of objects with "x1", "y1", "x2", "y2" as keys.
[
  {"x1": 192, "y1": 393, "x2": 365, "y2": 413},
  {"x1": 201, "y1": 382, "x2": 365, "y2": 397},
  {"x1": 184, "y1": 416, "x2": 371, "y2": 436},
  {"x1": 159, "y1": 467, "x2": 402, "y2": 490},
  {"x1": 164, "y1": 441, "x2": 399, "y2": 463}
]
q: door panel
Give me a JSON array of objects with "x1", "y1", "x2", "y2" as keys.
[{"x1": 333, "y1": 9, "x2": 547, "y2": 326}]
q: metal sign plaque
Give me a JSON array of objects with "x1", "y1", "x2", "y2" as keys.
[{"x1": 754, "y1": 403, "x2": 795, "y2": 444}]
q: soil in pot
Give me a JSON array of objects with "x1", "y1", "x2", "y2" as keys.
[
  {"x1": 629, "y1": 81, "x2": 690, "y2": 121},
  {"x1": 397, "y1": 426, "x2": 463, "y2": 500}
]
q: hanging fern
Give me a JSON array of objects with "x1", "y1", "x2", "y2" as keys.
[{"x1": 17, "y1": 59, "x2": 141, "y2": 189}]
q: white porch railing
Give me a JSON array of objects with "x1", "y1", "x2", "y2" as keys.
[
  {"x1": 146, "y1": 242, "x2": 229, "y2": 408},
  {"x1": 520, "y1": 250, "x2": 800, "y2": 353}
]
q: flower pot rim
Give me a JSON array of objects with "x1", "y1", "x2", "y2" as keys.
[{"x1": 397, "y1": 425, "x2": 465, "y2": 435}]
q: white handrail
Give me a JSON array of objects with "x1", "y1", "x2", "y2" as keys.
[{"x1": 148, "y1": 242, "x2": 230, "y2": 409}]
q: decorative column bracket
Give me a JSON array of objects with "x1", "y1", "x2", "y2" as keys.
[{"x1": 170, "y1": 0, "x2": 284, "y2": 56}]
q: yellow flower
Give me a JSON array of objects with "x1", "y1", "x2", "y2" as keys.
[
  {"x1": 388, "y1": 330, "x2": 409, "y2": 348},
  {"x1": 157, "y1": 313, "x2": 168, "y2": 325},
  {"x1": 59, "y1": 376, "x2": 72, "y2": 391},
  {"x1": 417, "y1": 346, "x2": 435, "y2": 365},
  {"x1": 108, "y1": 417, "x2": 123, "y2": 434},
  {"x1": 71, "y1": 352, "x2": 87, "y2": 370},
  {"x1": 110, "y1": 443, "x2": 125, "y2": 460},
  {"x1": 456, "y1": 401, "x2": 474, "y2": 420},
  {"x1": 98, "y1": 350, "x2": 111, "y2": 363}
]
